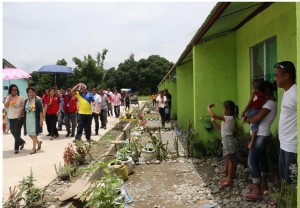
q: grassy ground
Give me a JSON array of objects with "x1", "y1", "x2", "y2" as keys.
[{"x1": 137, "y1": 95, "x2": 151, "y2": 101}]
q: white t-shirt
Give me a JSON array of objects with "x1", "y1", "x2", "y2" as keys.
[
  {"x1": 92, "y1": 93, "x2": 100, "y2": 113},
  {"x1": 257, "y1": 100, "x2": 277, "y2": 136},
  {"x1": 156, "y1": 96, "x2": 167, "y2": 108},
  {"x1": 279, "y1": 84, "x2": 297, "y2": 153},
  {"x1": 221, "y1": 116, "x2": 236, "y2": 138}
]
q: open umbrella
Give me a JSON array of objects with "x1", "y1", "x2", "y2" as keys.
[
  {"x1": 3, "y1": 68, "x2": 32, "y2": 84},
  {"x1": 37, "y1": 65, "x2": 74, "y2": 85}
]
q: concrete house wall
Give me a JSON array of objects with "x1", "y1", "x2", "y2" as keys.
[
  {"x1": 176, "y1": 60, "x2": 194, "y2": 130},
  {"x1": 193, "y1": 32, "x2": 237, "y2": 142}
]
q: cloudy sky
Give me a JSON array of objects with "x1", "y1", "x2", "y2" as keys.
[{"x1": 3, "y1": 2, "x2": 216, "y2": 73}]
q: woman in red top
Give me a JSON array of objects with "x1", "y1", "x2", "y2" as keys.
[
  {"x1": 44, "y1": 87, "x2": 60, "y2": 140},
  {"x1": 63, "y1": 89, "x2": 78, "y2": 137}
]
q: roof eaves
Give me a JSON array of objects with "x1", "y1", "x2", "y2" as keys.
[{"x1": 158, "y1": 2, "x2": 230, "y2": 86}]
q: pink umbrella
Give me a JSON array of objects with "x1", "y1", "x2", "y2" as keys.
[{"x1": 3, "y1": 68, "x2": 31, "y2": 84}]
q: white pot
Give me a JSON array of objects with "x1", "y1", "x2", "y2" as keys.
[
  {"x1": 141, "y1": 148, "x2": 156, "y2": 162},
  {"x1": 117, "y1": 157, "x2": 135, "y2": 175}
]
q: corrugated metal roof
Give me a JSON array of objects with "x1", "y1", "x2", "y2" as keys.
[{"x1": 159, "y1": 2, "x2": 272, "y2": 86}]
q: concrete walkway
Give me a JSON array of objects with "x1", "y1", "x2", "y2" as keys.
[{"x1": 2, "y1": 108, "x2": 125, "y2": 198}]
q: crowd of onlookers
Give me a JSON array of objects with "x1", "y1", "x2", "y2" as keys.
[{"x1": 3, "y1": 83, "x2": 133, "y2": 155}]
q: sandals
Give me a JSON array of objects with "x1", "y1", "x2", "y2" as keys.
[
  {"x1": 37, "y1": 141, "x2": 42, "y2": 150},
  {"x1": 243, "y1": 193, "x2": 263, "y2": 201},
  {"x1": 219, "y1": 180, "x2": 233, "y2": 188},
  {"x1": 248, "y1": 183, "x2": 269, "y2": 195},
  {"x1": 30, "y1": 149, "x2": 37, "y2": 154}
]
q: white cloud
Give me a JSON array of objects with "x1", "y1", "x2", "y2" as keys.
[{"x1": 3, "y1": 2, "x2": 216, "y2": 73}]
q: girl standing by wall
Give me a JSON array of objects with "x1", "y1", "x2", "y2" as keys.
[{"x1": 207, "y1": 100, "x2": 239, "y2": 188}]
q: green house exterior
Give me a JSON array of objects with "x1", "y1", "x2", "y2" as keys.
[{"x1": 159, "y1": 2, "x2": 300, "y2": 203}]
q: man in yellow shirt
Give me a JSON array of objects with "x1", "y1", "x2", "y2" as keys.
[{"x1": 71, "y1": 83, "x2": 95, "y2": 142}]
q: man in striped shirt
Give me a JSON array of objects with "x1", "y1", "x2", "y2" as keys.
[{"x1": 112, "y1": 89, "x2": 122, "y2": 118}]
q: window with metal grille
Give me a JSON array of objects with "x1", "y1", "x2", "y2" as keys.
[{"x1": 250, "y1": 37, "x2": 277, "y2": 82}]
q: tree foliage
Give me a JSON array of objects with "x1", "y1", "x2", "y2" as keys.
[{"x1": 30, "y1": 50, "x2": 173, "y2": 96}]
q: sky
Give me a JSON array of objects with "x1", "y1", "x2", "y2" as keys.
[{"x1": 3, "y1": 2, "x2": 216, "y2": 73}]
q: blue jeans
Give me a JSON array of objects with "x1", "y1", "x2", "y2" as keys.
[
  {"x1": 114, "y1": 105, "x2": 120, "y2": 117},
  {"x1": 57, "y1": 111, "x2": 65, "y2": 130},
  {"x1": 9, "y1": 118, "x2": 25, "y2": 150},
  {"x1": 75, "y1": 114, "x2": 92, "y2": 141},
  {"x1": 246, "y1": 108, "x2": 259, "y2": 131},
  {"x1": 279, "y1": 149, "x2": 297, "y2": 184},
  {"x1": 100, "y1": 108, "x2": 108, "y2": 127},
  {"x1": 248, "y1": 135, "x2": 271, "y2": 183}
]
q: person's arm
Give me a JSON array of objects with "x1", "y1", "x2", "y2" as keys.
[
  {"x1": 18, "y1": 97, "x2": 25, "y2": 118},
  {"x1": 247, "y1": 108, "x2": 270, "y2": 123},
  {"x1": 4, "y1": 95, "x2": 12, "y2": 108},
  {"x1": 56, "y1": 97, "x2": 61, "y2": 117},
  {"x1": 241, "y1": 90, "x2": 255, "y2": 118},
  {"x1": 210, "y1": 117, "x2": 221, "y2": 129},
  {"x1": 207, "y1": 104, "x2": 225, "y2": 121},
  {"x1": 71, "y1": 83, "x2": 83, "y2": 93}
]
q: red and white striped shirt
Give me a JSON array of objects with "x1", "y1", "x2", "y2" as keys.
[{"x1": 112, "y1": 93, "x2": 121, "y2": 106}]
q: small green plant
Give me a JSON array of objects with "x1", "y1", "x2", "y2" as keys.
[
  {"x1": 81, "y1": 164, "x2": 123, "y2": 208},
  {"x1": 18, "y1": 170, "x2": 43, "y2": 206},
  {"x1": 116, "y1": 147, "x2": 130, "y2": 161},
  {"x1": 3, "y1": 186, "x2": 24, "y2": 208},
  {"x1": 269, "y1": 180, "x2": 297, "y2": 208},
  {"x1": 146, "y1": 128, "x2": 171, "y2": 161}
]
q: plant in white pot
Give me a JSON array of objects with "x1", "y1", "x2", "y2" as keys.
[
  {"x1": 141, "y1": 142, "x2": 156, "y2": 162},
  {"x1": 116, "y1": 147, "x2": 135, "y2": 175}
]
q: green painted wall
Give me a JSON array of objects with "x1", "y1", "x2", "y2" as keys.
[
  {"x1": 193, "y1": 32, "x2": 237, "y2": 144},
  {"x1": 158, "y1": 78, "x2": 177, "y2": 119},
  {"x1": 177, "y1": 60, "x2": 194, "y2": 130},
  {"x1": 296, "y1": 2, "x2": 300, "y2": 206},
  {"x1": 236, "y1": 2, "x2": 297, "y2": 134}
]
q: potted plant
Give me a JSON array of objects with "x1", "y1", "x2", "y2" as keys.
[
  {"x1": 63, "y1": 143, "x2": 75, "y2": 165},
  {"x1": 125, "y1": 108, "x2": 132, "y2": 119},
  {"x1": 54, "y1": 163, "x2": 72, "y2": 181},
  {"x1": 205, "y1": 121, "x2": 213, "y2": 131},
  {"x1": 141, "y1": 142, "x2": 156, "y2": 162},
  {"x1": 81, "y1": 166, "x2": 124, "y2": 208},
  {"x1": 73, "y1": 141, "x2": 92, "y2": 165},
  {"x1": 18, "y1": 170, "x2": 43, "y2": 207},
  {"x1": 116, "y1": 147, "x2": 135, "y2": 175},
  {"x1": 108, "y1": 160, "x2": 128, "y2": 181}
]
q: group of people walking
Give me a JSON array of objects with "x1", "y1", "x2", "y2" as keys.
[
  {"x1": 4, "y1": 82, "x2": 128, "y2": 154},
  {"x1": 207, "y1": 61, "x2": 297, "y2": 201}
]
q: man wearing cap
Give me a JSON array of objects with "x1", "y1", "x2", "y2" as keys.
[
  {"x1": 71, "y1": 83, "x2": 95, "y2": 142},
  {"x1": 274, "y1": 61, "x2": 297, "y2": 184}
]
